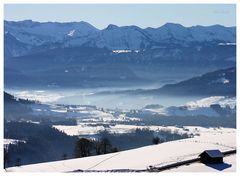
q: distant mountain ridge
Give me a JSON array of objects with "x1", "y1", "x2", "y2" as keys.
[
  {"x1": 100, "y1": 67, "x2": 236, "y2": 96},
  {"x1": 4, "y1": 20, "x2": 236, "y2": 57},
  {"x1": 146, "y1": 67, "x2": 236, "y2": 96}
]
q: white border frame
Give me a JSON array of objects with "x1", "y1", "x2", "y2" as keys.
[{"x1": 0, "y1": 1, "x2": 238, "y2": 176}]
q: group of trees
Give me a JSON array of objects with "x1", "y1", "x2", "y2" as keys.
[
  {"x1": 4, "y1": 121, "x2": 78, "y2": 167},
  {"x1": 152, "y1": 136, "x2": 161, "y2": 144},
  {"x1": 74, "y1": 137, "x2": 118, "y2": 158},
  {"x1": 74, "y1": 128, "x2": 191, "y2": 159},
  {"x1": 4, "y1": 145, "x2": 23, "y2": 168}
]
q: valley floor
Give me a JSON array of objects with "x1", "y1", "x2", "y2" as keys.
[{"x1": 6, "y1": 126, "x2": 236, "y2": 172}]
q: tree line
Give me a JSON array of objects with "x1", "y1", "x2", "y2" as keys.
[{"x1": 74, "y1": 137, "x2": 118, "y2": 158}]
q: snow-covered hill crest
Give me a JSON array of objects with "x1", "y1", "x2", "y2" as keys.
[{"x1": 6, "y1": 127, "x2": 236, "y2": 172}]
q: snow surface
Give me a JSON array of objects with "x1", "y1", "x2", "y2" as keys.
[
  {"x1": 211, "y1": 77, "x2": 230, "y2": 84},
  {"x1": 142, "y1": 96, "x2": 235, "y2": 117},
  {"x1": 218, "y1": 43, "x2": 236, "y2": 46},
  {"x1": 112, "y1": 50, "x2": 132, "y2": 53},
  {"x1": 112, "y1": 50, "x2": 140, "y2": 53},
  {"x1": 67, "y1": 30, "x2": 75, "y2": 37},
  {"x1": 30, "y1": 103, "x2": 133, "y2": 123},
  {"x1": 4, "y1": 139, "x2": 26, "y2": 146},
  {"x1": 53, "y1": 124, "x2": 188, "y2": 136},
  {"x1": 10, "y1": 90, "x2": 64, "y2": 103},
  {"x1": 143, "y1": 105, "x2": 219, "y2": 117},
  {"x1": 185, "y1": 96, "x2": 236, "y2": 109},
  {"x1": 6, "y1": 127, "x2": 236, "y2": 172}
]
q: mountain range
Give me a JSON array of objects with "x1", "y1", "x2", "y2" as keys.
[
  {"x1": 5, "y1": 20, "x2": 236, "y2": 57},
  {"x1": 4, "y1": 20, "x2": 236, "y2": 88}
]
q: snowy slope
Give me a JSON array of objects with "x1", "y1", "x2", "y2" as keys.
[
  {"x1": 185, "y1": 96, "x2": 236, "y2": 109},
  {"x1": 53, "y1": 124, "x2": 187, "y2": 136},
  {"x1": 6, "y1": 127, "x2": 236, "y2": 172},
  {"x1": 4, "y1": 20, "x2": 99, "y2": 46},
  {"x1": 142, "y1": 96, "x2": 236, "y2": 117}
]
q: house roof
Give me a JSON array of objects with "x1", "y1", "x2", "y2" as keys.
[{"x1": 200, "y1": 150, "x2": 224, "y2": 158}]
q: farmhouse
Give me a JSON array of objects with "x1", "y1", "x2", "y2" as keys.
[{"x1": 199, "y1": 150, "x2": 224, "y2": 164}]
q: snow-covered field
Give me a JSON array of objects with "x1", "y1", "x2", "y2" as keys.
[
  {"x1": 6, "y1": 126, "x2": 236, "y2": 172},
  {"x1": 53, "y1": 124, "x2": 192, "y2": 136},
  {"x1": 30, "y1": 103, "x2": 132, "y2": 122}
]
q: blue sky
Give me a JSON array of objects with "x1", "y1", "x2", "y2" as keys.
[{"x1": 4, "y1": 4, "x2": 236, "y2": 29}]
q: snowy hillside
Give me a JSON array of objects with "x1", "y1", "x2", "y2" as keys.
[
  {"x1": 185, "y1": 96, "x2": 236, "y2": 109},
  {"x1": 143, "y1": 96, "x2": 236, "y2": 117},
  {"x1": 6, "y1": 127, "x2": 236, "y2": 172}
]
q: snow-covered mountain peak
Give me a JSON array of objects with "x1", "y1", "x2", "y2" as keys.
[
  {"x1": 21, "y1": 20, "x2": 36, "y2": 26},
  {"x1": 106, "y1": 24, "x2": 119, "y2": 30},
  {"x1": 68, "y1": 21, "x2": 99, "y2": 32},
  {"x1": 4, "y1": 20, "x2": 236, "y2": 51},
  {"x1": 161, "y1": 22, "x2": 186, "y2": 29},
  {"x1": 4, "y1": 20, "x2": 99, "y2": 46}
]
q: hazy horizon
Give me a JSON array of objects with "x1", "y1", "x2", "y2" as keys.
[
  {"x1": 4, "y1": 19, "x2": 237, "y2": 29},
  {"x1": 4, "y1": 4, "x2": 236, "y2": 29}
]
